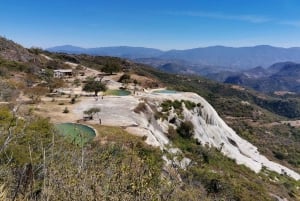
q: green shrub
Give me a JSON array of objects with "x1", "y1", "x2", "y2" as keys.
[
  {"x1": 161, "y1": 100, "x2": 173, "y2": 112},
  {"x1": 273, "y1": 151, "x2": 287, "y2": 160},
  {"x1": 177, "y1": 121, "x2": 194, "y2": 138},
  {"x1": 172, "y1": 100, "x2": 182, "y2": 110},
  {"x1": 182, "y1": 100, "x2": 196, "y2": 110}
]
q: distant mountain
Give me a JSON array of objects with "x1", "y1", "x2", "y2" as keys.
[
  {"x1": 47, "y1": 45, "x2": 87, "y2": 54},
  {"x1": 47, "y1": 44, "x2": 300, "y2": 72},
  {"x1": 267, "y1": 61, "x2": 297, "y2": 74},
  {"x1": 47, "y1": 45, "x2": 163, "y2": 59},
  {"x1": 159, "y1": 45, "x2": 300, "y2": 70},
  {"x1": 224, "y1": 62, "x2": 300, "y2": 94}
]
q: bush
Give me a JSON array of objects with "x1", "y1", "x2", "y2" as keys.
[
  {"x1": 70, "y1": 97, "x2": 76, "y2": 104},
  {"x1": 63, "y1": 107, "x2": 69, "y2": 113},
  {"x1": 172, "y1": 100, "x2": 182, "y2": 110},
  {"x1": 273, "y1": 151, "x2": 287, "y2": 160},
  {"x1": 177, "y1": 121, "x2": 194, "y2": 138},
  {"x1": 118, "y1": 73, "x2": 131, "y2": 83},
  {"x1": 161, "y1": 100, "x2": 173, "y2": 112},
  {"x1": 182, "y1": 100, "x2": 196, "y2": 110}
]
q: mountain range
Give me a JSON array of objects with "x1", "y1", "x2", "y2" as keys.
[
  {"x1": 222, "y1": 62, "x2": 300, "y2": 94},
  {"x1": 47, "y1": 45, "x2": 300, "y2": 72}
]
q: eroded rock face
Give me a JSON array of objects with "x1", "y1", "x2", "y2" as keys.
[{"x1": 134, "y1": 92, "x2": 300, "y2": 180}]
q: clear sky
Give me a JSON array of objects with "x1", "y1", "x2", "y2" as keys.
[{"x1": 1, "y1": 0, "x2": 300, "y2": 50}]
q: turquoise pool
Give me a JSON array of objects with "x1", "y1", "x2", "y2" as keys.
[
  {"x1": 152, "y1": 89, "x2": 178, "y2": 94},
  {"x1": 55, "y1": 123, "x2": 96, "y2": 146}
]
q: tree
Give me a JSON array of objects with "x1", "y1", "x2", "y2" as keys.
[
  {"x1": 118, "y1": 74, "x2": 131, "y2": 83},
  {"x1": 102, "y1": 61, "x2": 121, "y2": 75},
  {"x1": 24, "y1": 86, "x2": 48, "y2": 103},
  {"x1": 82, "y1": 80, "x2": 107, "y2": 96},
  {"x1": 118, "y1": 74, "x2": 131, "y2": 89},
  {"x1": 83, "y1": 107, "x2": 101, "y2": 120},
  {"x1": 39, "y1": 69, "x2": 65, "y2": 92}
]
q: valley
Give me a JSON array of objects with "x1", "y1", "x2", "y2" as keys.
[{"x1": 1, "y1": 37, "x2": 300, "y2": 200}]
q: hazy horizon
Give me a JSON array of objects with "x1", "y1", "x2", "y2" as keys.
[
  {"x1": 45, "y1": 44, "x2": 300, "y2": 51},
  {"x1": 1, "y1": 0, "x2": 300, "y2": 50}
]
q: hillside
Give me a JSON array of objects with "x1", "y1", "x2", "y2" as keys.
[
  {"x1": 0, "y1": 37, "x2": 43, "y2": 63},
  {"x1": 1, "y1": 39, "x2": 300, "y2": 200}
]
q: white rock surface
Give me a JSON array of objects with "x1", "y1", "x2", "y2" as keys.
[{"x1": 73, "y1": 90, "x2": 300, "y2": 180}]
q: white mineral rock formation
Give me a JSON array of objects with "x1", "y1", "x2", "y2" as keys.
[
  {"x1": 74, "y1": 90, "x2": 300, "y2": 180},
  {"x1": 137, "y1": 92, "x2": 300, "y2": 180}
]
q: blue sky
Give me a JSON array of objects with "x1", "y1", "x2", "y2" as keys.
[{"x1": 1, "y1": 0, "x2": 300, "y2": 50}]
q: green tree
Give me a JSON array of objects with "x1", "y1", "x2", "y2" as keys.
[
  {"x1": 83, "y1": 107, "x2": 101, "y2": 120},
  {"x1": 39, "y1": 69, "x2": 65, "y2": 92},
  {"x1": 102, "y1": 61, "x2": 121, "y2": 74},
  {"x1": 118, "y1": 74, "x2": 131, "y2": 83},
  {"x1": 82, "y1": 80, "x2": 107, "y2": 96}
]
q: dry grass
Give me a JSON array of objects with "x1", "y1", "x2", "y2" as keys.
[
  {"x1": 32, "y1": 96, "x2": 82, "y2": 123},
  {"x1": 130, "y1": 73, "x2": 162, "y2": 88},
  {"x1": 92, "y1": 125, "x2": 144, "y2": 144},
  {"x1": 0, "y1": 184, "x2": 8, "y2": 201}
]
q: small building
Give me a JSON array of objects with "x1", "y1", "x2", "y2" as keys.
[{"x1": 53, "y1": 69, "x2": 73, "y2": 78}]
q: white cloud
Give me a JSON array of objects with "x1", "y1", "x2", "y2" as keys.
[
  {"x1": 166, "y1": 11, "x2": 271, "y2": 23},
  {"x1": 165, "y1": 10, "x2": 300, "y2": 28},
  {"x1": 279, "y1": 20, "x2": 300, "y2": 27}
]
